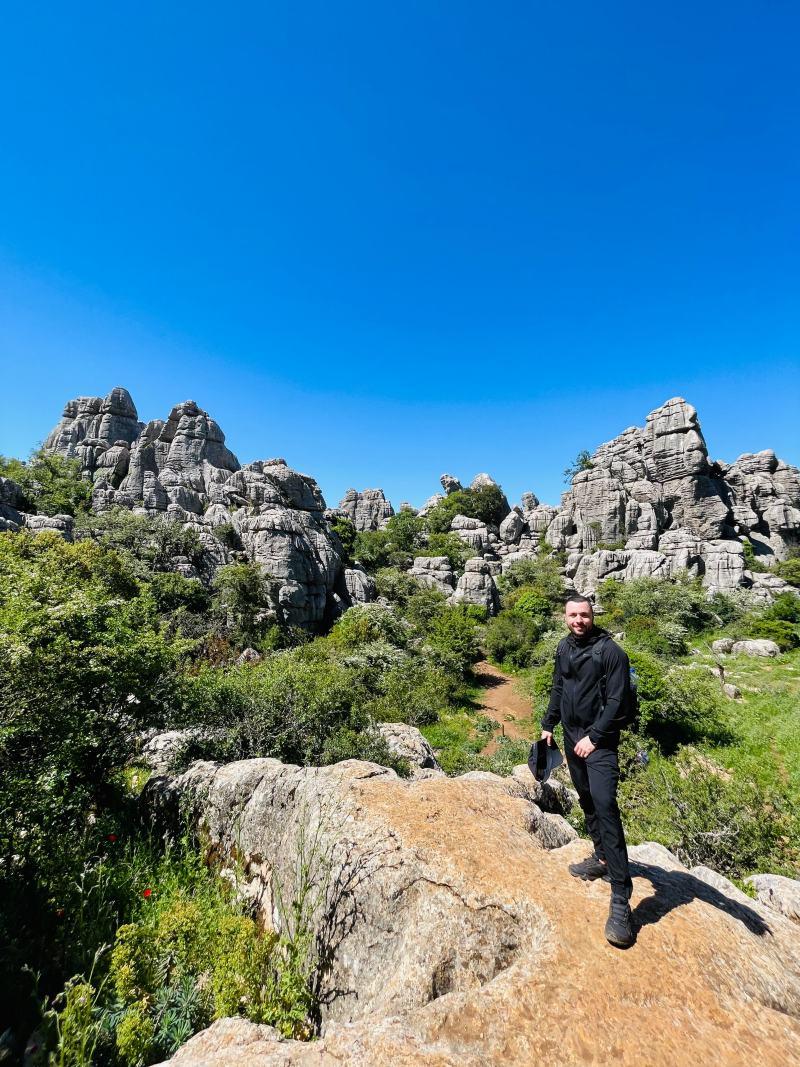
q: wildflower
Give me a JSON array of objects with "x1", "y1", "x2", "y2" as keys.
[
  {"x1": 143, "y1": 888, "x2": 153, "y2": 898},
  {"x1": 107, "y1": 833, "x2": 117, "y2": 842},
  {"x1": 55, "y1": 907, "x2": 65, "y2": 919}
]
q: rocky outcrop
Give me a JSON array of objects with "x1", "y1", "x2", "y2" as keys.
[
  {"x1": 408, "y1": 556, "x2": 456, "y2": 596},
  {"x1": 449, "y1": 557, "x2": 500, "y2": 614},
  {"x1": 337, "y1": 488, "x2": 394, "y2": 531},
  {"x1": 730, "y1": 639, "x2": 781, "y2": 658},
  {"x1": 30, "y1": 388, "x2": 800, "y2": 612},
  {"x1": 487, "y1": 397, "x2": 799, "y2": 601},
  {"x1": 746, "y1": 874, "x2": 800, "y2": 924},
  {"x1": 151, "y1": 758, "x2": 800, "y2": 1067},
  {"x1": 42, "y1": 390, "x2": 343, "y2": 626},
  {"x1": 375, "y1": 722, "x2": 444, "y2": 779}
]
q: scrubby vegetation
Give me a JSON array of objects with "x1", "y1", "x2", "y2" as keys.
[
  {"x1": 1, "y1": 449, "x2": 92, "y2": 516},
  {"x1": 0, "y1": 514, "x2": 486, "y2": 1062},
  {"x1": 2, "y1": 460, "x2": 800, "y2": 1062}
]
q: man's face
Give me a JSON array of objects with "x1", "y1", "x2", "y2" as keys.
[{"x1": 565, "y1": 599, "x2": 593, "y2": 637}]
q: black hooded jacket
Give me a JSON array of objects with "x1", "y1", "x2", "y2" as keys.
[{"x1": 542, "y1": 627, "x2": 630, "y2": 747}]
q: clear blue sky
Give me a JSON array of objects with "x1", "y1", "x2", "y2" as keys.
[{"x1": 1, "y1": 1, "x2": 798, "y2": 508}]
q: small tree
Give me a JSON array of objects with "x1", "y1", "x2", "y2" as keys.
[{"x1": 563, "y1": 450, "x2": 594, "y2": 485}]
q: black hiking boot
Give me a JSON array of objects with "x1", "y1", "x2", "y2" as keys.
[
  {"x1": 605, "y1": 892, "x2": 635, "y2": 948},
  {"x1": 568, "y1": 853, "x2": 610, "y2": 882}
]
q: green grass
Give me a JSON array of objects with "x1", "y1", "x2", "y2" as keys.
[{"x1": 695, "y1": 646, "x2": 800, "y2": 798}]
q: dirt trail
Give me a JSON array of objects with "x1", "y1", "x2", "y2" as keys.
[{"x1": 473, "y1": 659, "x2": 536, "y2": 754}]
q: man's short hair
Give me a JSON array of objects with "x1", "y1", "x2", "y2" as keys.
[{"x1": 564, "y1": 593, "x2": 593, "y2": 610}]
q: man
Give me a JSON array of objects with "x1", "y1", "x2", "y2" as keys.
[{"x1": 541, "y1": 594, "x2": 635, "y2": 947}]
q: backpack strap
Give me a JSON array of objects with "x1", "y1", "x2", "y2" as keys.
[{"x1": 590, "y1": 634, "x2": 612, "y2": 704}]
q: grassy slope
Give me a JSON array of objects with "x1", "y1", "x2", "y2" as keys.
[{"x1": 694, "y1": 645, "x2": 800, "y2": 799}]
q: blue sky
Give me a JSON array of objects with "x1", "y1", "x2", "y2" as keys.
[{"x1": 1, "y1": 1, "x2": 798, "y2": 508}]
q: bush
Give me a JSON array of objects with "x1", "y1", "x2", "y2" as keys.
[
  {"x1": 328, "y1": 603, "x2": 408, "y2": 650},
  {"x1": 105, "y1": 848, "x2": 314, "y2": 1065},
  {"x1": 764, "y1": 591, "x2": 800, "y2": 623},
  {"x1": 425, "y1": 607, "x2": 481, "y2": 678},
  {"x1": 328, "y1": 515, "x2": 356, "y2": 565},
  {"x1": 773, "y1": 557, "x2": 800, "y2": 587},
  {"x1": 496, "y1": 555, "x2": 564, "y2": 607},
  {"x1": 418, "y1": 531, "x2": 475, "y2": 570},
  {"x1": 623, "y1": 614, "x2": 688, "y2": 656},
  {"x1": 563, "y1": 449, "x2": 594, "y2": 485},
  {"x1": 742, "y1": 538, "x2": 769, "y2": 573},
  {"x1": 373, "y1": 567, "x2": 423, "y2": 606},
  {"x1": 212, "y1": 562, "x2": 277, "y2": 647},
  {"x1": 149, "y1": 572, "x2": 211, "y2": 615},
  {"x1": 620, "y1": 748, "x2": 792, "y2": 878},
  {"x1": 749, "y1": 619, "x2": 799, "y2": 651},
  {"x1": 321, "y1": 726, "x2": 410, "y2": 777},
  {"x1": 485, "y1": 612, "x2": 548, "y2": 669},
  {"x1": 175, "y1": 653, "x2": 356, "y2": 767},
  {"x1": 425, "y1": 485, "x2": 507, "y2": 533},
  {"x1": 626, "y1": 650, "x2": 727, "y2": 752},
  {"x1": 0, "y1": 532, "x2": 184, "y2": 1034},
  {"x1": 0, "y1": 450, "x2": 92, "y2": 516},
  {"x1": 76, "y1": 508, "x2": 204, "y2": 577},
  {"x1": 598, "y1": 575, "x2": 714, "y2": 635}
]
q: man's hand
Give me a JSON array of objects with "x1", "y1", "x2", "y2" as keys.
[
  {"x1": 540, "y1": 730, "x2": 553, "y2": 747},
  {"x1": 573, "y1": 736, "x2": 596, "y2": 758}
]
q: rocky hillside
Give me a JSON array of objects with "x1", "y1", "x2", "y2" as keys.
[
  {"x1": 146, "y1": 758, "x2": 800, "y2": 1066},
  {"x1": 3, "y1": 388, "x2": 798, "y2": 622}
]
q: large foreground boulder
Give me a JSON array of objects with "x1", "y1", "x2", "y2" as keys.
[{"x1": 149, "y1": 758, "x2": 800, "y2": 1066}]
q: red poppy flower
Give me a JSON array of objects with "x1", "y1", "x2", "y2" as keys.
[
  {"x1": 107, "y1": 833, "x2": 117, "y2": 842},
  {"x1": 143, "y1": 888, "x2": 153, "y2": 898}
]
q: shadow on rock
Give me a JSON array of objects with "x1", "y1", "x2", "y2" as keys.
[{"x1": 631, "y1": 863, "x2": 772, "y2": 937}]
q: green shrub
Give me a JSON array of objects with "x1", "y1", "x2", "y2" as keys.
[
  {"x1": 626, "y1": 650, "x2": 727, "y2": 752},
  {"x1": 363, "y1": 659, "x2": 451, "y2": 726},
  {"x1": 175, "y1": 653, "x2": 356, "y2": 767},
  {"x1": 425, "y1": 485, "x2": 507, "y2": 533},
  {"x1": 149, "y1": 572, "x2": 211, "y2": 615},
  {"x1": 212, "y1": 521, "x2": 241, "y2": 550},
  {"x1": 563, "y1": 449, "x2": 594, "y2": 485},
  {"x1": 328, "y1": 603, "x2": 408, "y2": 650},
  {"x1": 321, "y1": 726, "x2": 411, "y2": 777},
  {"x1": 764, "y1": 591, "x2": 800, "y2": 623},
  {"x1": 742, "y1": 538, "x2": 769, "y2": 573},
  {"x1": 773, "y1": 557, "x2": 800, "y2": 587},
  {"x1": 485, "y1": 612, "x2": 549, "y2": 669},
  {"x1": 497, "y1": 555, "x2": 563, "y2": 602},
  {"x1": 0, "y1": 450, "x2": 92, "y2": 516},
  {"x1": 620, "y1": 748, "x2": 791, "y2": 877},
  {"x1": 624, "y1": 614, "x2": 687, "y2": 656},
  {"x1": 418, "y1": 531, "x2": 475, "y2": 570},
  {"x1": 104, "y1": 844, "x2": 314, "y2": 1064},
  {"x1": 212, "y1": 562, "x2": 277, "y2": 647},
  {"x1": 75, "y1": 507, "x2": 204, "y2": 576},
  {"x1": 425, "y1": 607, "x2": 481, "y2": 678},
  {"x1": 749, "y1": 619, "x2": 799, "y2": 651},
  {"x1": 328, "y1": 515, "x2": 356, "y2": 564},
  {"x1": 373, "y1": 567, "x2": 423, "y2": 606}
]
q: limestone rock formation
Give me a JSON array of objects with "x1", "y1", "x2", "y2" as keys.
[
  {"x1": 31, "y1": 387, "x2": 800, "y2": 613},
  {"x1": 150, "y1": 758, "x2": 800, "y2": 1067},
  {"x1": 408, "y1": 555, "x2": 456, "y2": 596},
  {"x1": 449, "y1": 557, "x2": 500, "y2": 614},
  {"x1": 42, "y1": 389, "x2": 343, "y2": 626},
  {"x1": 337, "y1": 488, "x2": 394, "y2": 531},
  {"x1": 375, "y1": 722, "x2": 444, "y2": 779},
  {"x1": 489, "y1": 396, "x2": 799, "y2": 601},
  {"x1": 746, "y1": 874, "x2": 800, "y2": 923}
]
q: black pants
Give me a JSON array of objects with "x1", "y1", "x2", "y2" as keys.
[{"x1": 564, "y1": 727, "x2": 632, "y2": 896}]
